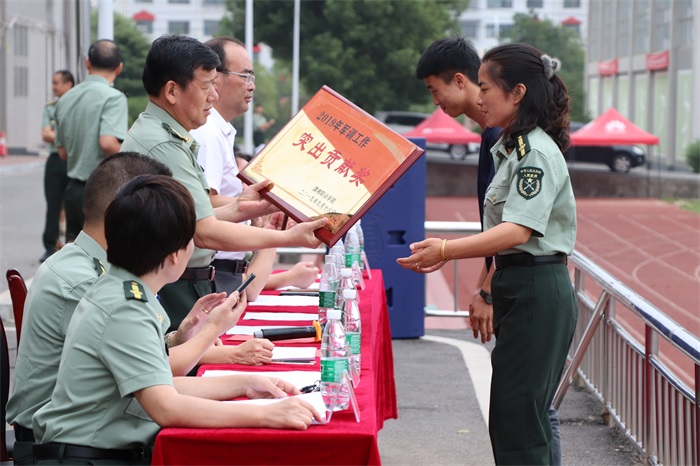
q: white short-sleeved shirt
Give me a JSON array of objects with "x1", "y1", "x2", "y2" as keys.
[{"x1": 192, "y1": 108, "x2": 246, "y2": 261}]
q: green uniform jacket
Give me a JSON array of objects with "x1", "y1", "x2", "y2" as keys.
[
  {"x1": 42, "y1": 100, "x2": 58, "y2": 153},
  {"x1": 120, "y1": 102, "x2": 216, "y2": 268},
  {"x1": 32, "y1": 267, "x2": 172, "y2": 449},
  {"x1": 485, "y1": 126, "x2": 577, "y2": 255},
  {"x1": 55, "y1": 75, "x2": 128, "y2": 181},
  {"x1": 6, "y1": 232, "x2": 107, "y2": 429}
]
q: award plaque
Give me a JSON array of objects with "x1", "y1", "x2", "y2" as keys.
[{"x1": 238, "y1": 86, "x2": 424, "y2": 246}]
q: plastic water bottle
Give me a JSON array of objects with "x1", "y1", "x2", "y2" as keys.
[
  {"x1": 354, "y1": 221, "x2": 366, "y2": 271},
  {"x1": 318, "y1": 255, "x2": 339, "y2": 325},
  {"x1": 330, "y1": 242, "x2": 345, "y2": 276},
  {"x1": 341, "y1": 288, "x2": 361, "y2": 387},
  {"x1": 320, "y1": 309, "x2": 350, "y2": 411},
  {"x1": 345, "y1": 229, "x2": 361, "y2": 269},
  {"x1": 336, "y1": 267, "x2": 358, "y2": 309}
]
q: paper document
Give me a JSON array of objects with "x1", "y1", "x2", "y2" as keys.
[
  {"x1": 272, "y1": 346, "x2": 317, "y2": 362},
  {"x1": 278, "y1": 281, "x2": 320, "y2": 291},
  {"x1": 248, "y1": 294, "x2": 319, "y2": 307},
  {"x1": 202, "y1": 370, "x2": 320, "y2": 389},
  {"x1": 244, "y1": 311, "x2": 317, "y2": 321},
  {"x1": 226, "y1": 392, "x2": 328, "y2": 424}
]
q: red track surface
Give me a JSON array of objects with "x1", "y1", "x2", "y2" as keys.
[{"x1": 425, "y1": 197, "x2": 700, "y2": 386}]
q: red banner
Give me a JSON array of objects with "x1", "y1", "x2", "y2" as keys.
[
  {"x1": 598, "y1": 59, "x2": 618, "y2": 76},
  {"x1": 646, "y1": 50, "x2": 669, "y2": 71}
]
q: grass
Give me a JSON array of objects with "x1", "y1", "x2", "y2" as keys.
[{"x1": 662, "y1": 198, "x2": 700, "y2": 214}]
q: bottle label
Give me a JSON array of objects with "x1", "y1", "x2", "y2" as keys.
[
  {"x1": 321, "y1": 357, "x2": 349, "y2": 383},
  {"x1": 346, "y1": 253, "x2": 361, "y2": 267},
  {"x1": 319, "y1": 290, "x2": 336, "y2": 309},
  {"x1": 347, "y1": 332, "x2": 361, "y2": 355}
]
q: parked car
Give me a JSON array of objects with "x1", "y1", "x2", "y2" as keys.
[
  {"x1": 374, "y1": 110, "x2": 476, "y2": 159},
  {"x1": 565, "y1": 122, "x2": 646, "y2": 173}
]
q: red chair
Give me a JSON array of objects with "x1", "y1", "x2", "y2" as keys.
[
  {"x1": 1, "y1": 317, "x2": 14, "y2": 462},
  {"x1": 5, "y1": 269, "x2": 27, "y2": 347}
]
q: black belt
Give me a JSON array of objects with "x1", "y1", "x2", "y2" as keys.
[
  {"x1": 33, "y1": 442, "x2": 146, "y2": 462},
  {"x1": 211, "y1": 259, "x2": 248, "y2": 274},
  {"x1": 49, "y1": 151, "x2": 60, "y2": 157},
  {"x1": 14, "y1": 424, "x2": 35, "y2": 442},
  {"x1": 495, "y1": 253, "x2": 567, "y2": 269},
  {"x1": 180, "y1": 266, "x2": 215, "y2": 281}
]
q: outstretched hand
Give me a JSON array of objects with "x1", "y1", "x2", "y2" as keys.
[{"x1": 396, "y1": 237, "x2": 446, "y2": 273}]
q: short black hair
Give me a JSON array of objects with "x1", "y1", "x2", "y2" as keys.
[
  {"x1": 54, "y1": 69, "x2": 75, "y2": 87},
  {"x1": 83, "y1": 152, "x2": 172, "y2": 225},
  {"x1": 88, "y1": 39, "x2": 122, "y2": 71},
  {"x1": 142, "y1": 35, "x2": 221, "y2": 97},
  {"x1": 105, "y1": 175, "x2": 196, "y2": 277},
  {"x1": 416, "y1": 37, "x2": 480, "y2": 85},
  {"x1": 205, "y1": 36, "x2": 245, "y2": 72}
]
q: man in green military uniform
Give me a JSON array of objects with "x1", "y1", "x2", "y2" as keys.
[
  {"x1": 121, "y1": 35, "x2": 327, "y2": 332},
  {"x1": 31, "y1": 175, "x2": 321, "y2": 464},
  {"x1": 40, "y1": 70, "x2": 74, "y2": 262},
  {"x1": 55, "y1": 39, "x2": 127, "y2": 242},
  {"x1": 6, "y1": 153, "x2": 173, "y2": 464}
]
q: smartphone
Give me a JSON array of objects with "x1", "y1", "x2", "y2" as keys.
[{"x1": 234, "y1": 273, "x2": 256, "y2": 295}]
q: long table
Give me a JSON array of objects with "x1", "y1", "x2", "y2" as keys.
[{"x1": 152, "y1": 270, "x2": 397, "y2": 465}]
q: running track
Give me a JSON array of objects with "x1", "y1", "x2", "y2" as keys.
[{"x1": 425, "y1": 197, "x2": 700, "y2": 386}]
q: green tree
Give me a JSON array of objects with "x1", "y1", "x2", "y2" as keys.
[
  {"x1": 220, "y1": 0, "x2": 469, "y2": 115},
  {"x1": 501, "y1": 12, "x2": 588, "y2": 123},
  {"x1": 92, "y1": 13, "x2": 151, "y2": 124}
]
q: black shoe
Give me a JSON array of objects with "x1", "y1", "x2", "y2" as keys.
[{"x1": 39, "y1": 250, "x2": 52, "y2": 263}]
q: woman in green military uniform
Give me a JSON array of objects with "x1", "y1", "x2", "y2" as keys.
[{"x1": 398, "y1": 43, "x2": 577, "y2": 465}]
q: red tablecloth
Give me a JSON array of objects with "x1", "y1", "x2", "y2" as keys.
[{"x1": 152, "y1": 270, "x2": 397, "y2": 465}]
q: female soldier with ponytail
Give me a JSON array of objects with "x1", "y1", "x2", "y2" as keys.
[{"x1": 398, "y1": 42, "x2": 577, "y2": 465}]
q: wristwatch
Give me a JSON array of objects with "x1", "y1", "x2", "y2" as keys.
[{"x1": 479, "y1": 289, "x2": 493, "y2": 305}]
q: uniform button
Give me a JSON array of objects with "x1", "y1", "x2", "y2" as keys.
[{"x1": 492, "y1": 195, "x2": 497, "y2": 202}]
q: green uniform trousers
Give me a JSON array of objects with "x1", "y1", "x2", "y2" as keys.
[
  {"x1": 159, "y1": 277, "x2": 213, "y2": 333},
  {"x1": 63, "y1": 179, "x2": 86, "y2": 243},
  {"x1": 42, "y1": 153, "x2": 68, "y2": 253},
  {"x1": 12, "y1": 439, "x2": 34, "y2": 465},
  {"x1": 489, "y1": 263, "x2": 577, "y2": 465}
]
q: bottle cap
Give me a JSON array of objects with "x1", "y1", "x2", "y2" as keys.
[
  {"x1": 340, "y1": 268, "x2": 353, "y2": 277},
  {"x1": 327, "y1": 309, "x2": 342, "y2": 321},
  {"x1": 342, "y1": 288, "x2": 357, "y2": 299}
]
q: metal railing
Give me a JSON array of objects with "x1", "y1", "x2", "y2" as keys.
[{"x1": 422, "y1": 220, "x2": 700, "y2": 465}]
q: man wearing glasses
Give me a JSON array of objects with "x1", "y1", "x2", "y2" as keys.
[{"x1": 121, "y1": 35, "x2": 327, "y2": 334}]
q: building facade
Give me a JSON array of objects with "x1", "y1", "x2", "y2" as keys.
[
  {"x1": 0, "y1": 0, "x2": 84, "y2": 154},
  {"x1": 586, "y1": 0, "x2": 698, "y2": 169},
  {"x1": 458, "y1": 0, "x2": 588, "y2": 55}
]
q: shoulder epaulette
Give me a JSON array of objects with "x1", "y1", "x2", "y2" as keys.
[
  {"x1": 514, "y1": 133, "x2": 531, "y2": 161},
  {"x1": 124, "y1": 280, "x2": 148, "y2": 302},
  {"x1": 162, "y1": 122, "x2": 190, "y2": 143}
]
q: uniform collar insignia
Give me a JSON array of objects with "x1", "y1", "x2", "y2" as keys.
[
  {"x1": 93, "y1": 258, "x2": 106, "y2": 276},
  {"x1": 124, "y1": 280, "x2": 148, "y2": 302}
]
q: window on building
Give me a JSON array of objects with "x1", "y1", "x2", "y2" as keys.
[
  {"x1": 14, "y1": 66, "x2": 28, "y2": 97},
  {"x1": 136, "y1": 20, "x2": 153, "y2": 34},
  {"x1": 563, "y1": 0, "x2": 581, "y2": 7},
  {"x1": 461, "y1": 20, "x2": 479, "y2": 39},
  {"x1": 168, "y1": 20, "x2": 190, "y2": 34},
  {"x1": 676, "y1": 0, "x2": 692, "y2": 46},
  {"x1": 168, "y1": 0, "x2": 189, "y2": 3},
  {"x1": 203, "y1": 0, "x2": 224, "y2": 4},
  {"x1": 487, "y1": 0, "x2": 512, "y2": 8},
  {"x1": 651, "y1": 0, "x2": 670, "y2": 52},
  {"x1": 564, "y1": 24, "x2": 580, "y2": 35},
  {"x1": 13, "y1": 25, "x2": 28, "y2": 57},
  {"x1": 633, "y1": 0, "x2": 650, "y2": 54},
  {"x1": 486, "y1": 24, "x2": 497, "y2": 38},
  {"x1": 204, "y1": 20, "x2": 220, "y2": 36},
  {"x1": 499, "y1": 24, "x2": 513, "y2": 38},
  {"x1": 527, "y1": 0, "x2": 543, "y2": 8},
  {"x1": 135, "y1": 0, "x2": 153, "y2": 3},
  {"x1": 615, "y1": 0, "x2": 632, "y2": 56}
]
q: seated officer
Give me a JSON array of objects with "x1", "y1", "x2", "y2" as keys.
[
  {"x1": 6, "y1": 153, "x2": 246, "y2": 464},
  {"x1": 32, "y1": 175, "x2": 322, "y2": 464}
]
